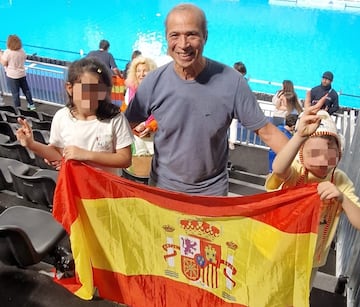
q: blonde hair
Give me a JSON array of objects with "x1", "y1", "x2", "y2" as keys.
[{"x1": 125, "y1": 56, "x2": 157, "y2": 89}]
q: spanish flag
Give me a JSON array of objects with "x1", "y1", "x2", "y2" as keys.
[{"x1": 53, "y1": 161, "x2": 320, "y2": 307}]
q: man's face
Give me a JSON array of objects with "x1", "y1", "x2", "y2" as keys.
[
  {"x1": 302, "y1": 136, "x2": 339, "y2": 178},
  {"x1": 166, "y1": 9, "x2": 206, "y2": 70},
  {"x1": 70, "y1": 72, "x2": 107, "y2": 110},
  {"x1": 321, "y1": 77, "x2": 332, "y2": 87}
]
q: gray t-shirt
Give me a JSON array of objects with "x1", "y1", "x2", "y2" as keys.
[{"x1": 125, "y1": 58, "x2": 268, "y2": 195}]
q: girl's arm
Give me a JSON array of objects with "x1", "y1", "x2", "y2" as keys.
[
  {"x1": 16, "y1": 118, "x2": 63, "y2": 162},
  {"x1": 272, "y1": 98, "x2": 327, "y2": 179},
  {"x1": 62, "y1": 145, "x2": 132, "y2": 169},
  {"x1": 271, "y1": 133, "x2": 307, "y2": 179}
]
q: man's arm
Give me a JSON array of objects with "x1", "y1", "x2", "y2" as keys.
[{"x1": 256, "y1": 122, "x2": 289, "y2": 154}]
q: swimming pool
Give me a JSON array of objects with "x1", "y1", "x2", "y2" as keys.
[{"x1": 1, "y1": 0, "x2": 359, "y2": 108}]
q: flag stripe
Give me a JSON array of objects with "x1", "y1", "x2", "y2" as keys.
[
  {"x1": 93, "y1": 269, "x2": 249, "y2": 307},
  {"x1": 54, "y1": 162, "x2": 320, "y2": 234}
]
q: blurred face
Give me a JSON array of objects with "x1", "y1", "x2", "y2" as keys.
[
  {"x1": 302, "y1": 136, "x2": 340, "y2": 178},
  {"x1": 136, "y1": 63, "x2": 149, "y2": 84},
  {"x1": 68, "y1": 72, "x2": 107, "y2": 110},
  {"x1": 166, "y1": 9, "x2": 206, "y2": 72}
]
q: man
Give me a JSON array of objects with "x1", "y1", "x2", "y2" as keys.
[
  {"x1": 308, "y1": 71, "x2": 339, "y2": 115},
  {"x1": 125, "y1": 4, "x2": 288, "y2": 196},
  {"x1": 87, "y1": 39, "x2": 122, "y2": 77},
  {"x1": 123, "y1": 49, "x2": 142, "y2": 79}
]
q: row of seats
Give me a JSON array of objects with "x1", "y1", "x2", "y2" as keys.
[
  {"x1": 26, "y1": 54, "x2": 71, "y2": 67},
  {"x1": 0, "y1": 104, "x2": 54, "y2": 124},
  {"x1": 0, "y1": 157, "x2": 58, "y2": 210},
  {"x1": 0, "y1": 105, "x2": 53, "y2": 170},
  {"x1": 0, "y1": 106, "x2": 70, "y2": 275}
]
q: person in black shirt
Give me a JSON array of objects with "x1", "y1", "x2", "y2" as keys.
[
  {"x1": 87, "y1": 40, "x2": 122, "y2": 77},
  {"x1": 306, "y1": 71, "x2": 339, "y2": 115}
]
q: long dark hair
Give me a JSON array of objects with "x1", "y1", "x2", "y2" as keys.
[{"x1": 66, "y1": 57, "x2": 120, "y2": 120}]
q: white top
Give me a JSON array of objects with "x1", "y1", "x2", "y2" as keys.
[
  {"x1": 50, "y1": 107, "x2": 134, "y2": 174},
  {"x1": 1, "y1": 48, "x2": 27, "y2": 79}
]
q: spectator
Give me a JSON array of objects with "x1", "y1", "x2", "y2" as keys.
[
  {"x1": 229, "y1": 61, "x2": 247, "y2": 150},
  {"x1": 123, "y1": 49, "x2": 142, "y2": 79},
  {"x1": 87, "y1": 39, "x2": 122, "y2": 77},
  {"x1": 124, "y1": 56, "x2": 158, "y2": 156},
  {"x1": 233, "y1": 61, "x2": 247, "y2": 80},
  {"x1": 272, "y1": 80, "x2": 302, "y2": 125},
  {"x1": 305, "y1": 71, "x2": 339, "y2": 115},
  {"x1": 0, "y1": 34, "x2": 36, "y2": 110},
  {"x1": 266, "y1": 101, "x2": 360, "y2": 286},
  {"x1": 16, "y1": 57, "x2": 133, "y2": 175},
  {"x1": 125, "y1": 4, "x2": 289, "y2": 196}
]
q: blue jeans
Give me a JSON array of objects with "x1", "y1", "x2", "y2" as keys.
[{"x1": 6, "y1": 76, "x2": 34, "y2": 108}]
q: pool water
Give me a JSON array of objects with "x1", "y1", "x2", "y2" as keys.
[{"x1": 1, "y1": 0, "x2": 359, "y2": 108}]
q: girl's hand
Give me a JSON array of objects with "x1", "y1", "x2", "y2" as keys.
[
  {"x1": 296, "y1": 94, "x2": 328, "y2": 137},
  {"x1": 16, "y1": 118, "x2": 34, "y2": 147},
  {"x1": 63, "y1": 145, "x2": 87, "y2": 161},
  {"x1": 317, "y1": 181, "x2": 344, "y2": 203},
  {"x1": 44, "y1": 159, "x2": 62, "y2": 171}
]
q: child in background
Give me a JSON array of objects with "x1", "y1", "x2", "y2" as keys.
[
  {"x1": 268, "y1": 114, "x2": 298, "y2": 172},
  {"x1": 0, "y1": 34, "x2": 36, "y2": 110},
  {"x1": 265, "y1": 104, "x2": 360, "y2": 285},
  {"x1": 16, "y1": 57, "x2": 133, "y2": 175}
]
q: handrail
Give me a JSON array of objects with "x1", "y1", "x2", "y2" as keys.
[
  {"x1": 248, "y1": 77, "x2": 360, "y2": 102},
  {"x1": 0, "y1": 59, "x2": 357, "y2": 145},
  {"x1": 0, "y1": 41, "x2": 128, "y2": 66}
]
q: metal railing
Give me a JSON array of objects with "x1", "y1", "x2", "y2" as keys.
[
  {"x1": 0, "y1": 59, "x2": 358, "y2": 144},
  {"x1": 0, "y1": 61, "x2": 67, "y2": 106}
]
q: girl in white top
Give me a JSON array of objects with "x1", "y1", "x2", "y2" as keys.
[
  {"x1": 272, "y1": 80, "x2": 302, "y2": 118},
  {"x1": 16, "y1": 57, "x2": 133, "y2": 175},
  {"x1": 0, "y1": 34, "x2": 36, "y2": 109}
]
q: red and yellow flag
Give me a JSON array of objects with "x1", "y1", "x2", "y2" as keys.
[{"x1": 53, "y1": 161, "x2": 320, "y2": 307}]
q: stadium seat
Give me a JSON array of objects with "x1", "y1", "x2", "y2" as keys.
[
  {"x1": 0, "y1": 206, "x2": 66, "y2": 267},
  {"x1": 0, "y1": 158, "x2": 31, "y2": 191},
  {"x1": 31, "y1": 119, "x2": 52, "y2": 131},
  {"x1": 18, "y1": 108, "x2": 41, "y2": 120},
  {"x1": 40, "y1": 112, "x2": 54, "y2": 122},
  {"x1": 8, "y1": 166, "x2": 58, "y2": 209},
  {"x1": 0, "y1": 105, "x2": 17, "y2": 115},
  {"x1": 0, "y1": 121, "x2": 17, "y2": 142},
  {"x1": 3, "y1": 111, "x2": 21, "y2": 124},
  {"x1": 0, "y1": 141, "x2": 35, "y2": 165}
]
